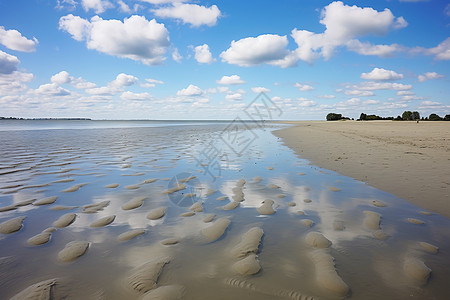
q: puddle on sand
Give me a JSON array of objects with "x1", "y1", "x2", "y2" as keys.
[{"x1": 0, "y1": 123, "x2": 449, "y2": 299}]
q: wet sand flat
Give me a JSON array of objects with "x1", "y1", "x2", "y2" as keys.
[{"x1": 274, "y1": 121, "x2": 450, "y2": 218}]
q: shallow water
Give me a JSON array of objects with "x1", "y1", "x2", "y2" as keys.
[{"x1": 0, "y1": 122, "x2": 449, "y2": 299}]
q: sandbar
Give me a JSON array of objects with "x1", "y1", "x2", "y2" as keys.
[{"x1": 274, "y1": 121, "x2": 450, "y2": 217}]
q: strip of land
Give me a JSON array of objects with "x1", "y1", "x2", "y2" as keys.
[{"x1": 273, "y1": 121, "x2": 450, "y2": 218}]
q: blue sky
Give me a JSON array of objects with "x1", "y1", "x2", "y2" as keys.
[{"x1": 0, "y1": 0, "x2": 449, "y2": 120}]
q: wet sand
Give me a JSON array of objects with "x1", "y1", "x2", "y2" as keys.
[{"x1": 273, "y1": 121, "x2": 450, "y2": 218}]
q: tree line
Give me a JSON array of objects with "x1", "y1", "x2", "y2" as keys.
[{"x1": 326, "y1": 111, "x2": 450, "y2": 121}]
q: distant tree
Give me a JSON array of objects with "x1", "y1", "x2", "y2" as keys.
[
  {"x1": 444, "y1": 114, "x2": 450, "y2": 121},
  {"x1": 326, "y1": 113, "x2": 343, "y2": 121},
  {"x1": 412, "y1": 111, "x2": 420, "y2": 120},
  {"x1": 394, "y1": 115, "x2": 402, "y2": 121},
  {"x1": 402, "y1": 111, "x2": 413, "y2": 120},
  {"x1": 359, "y1": 113, "x2": 367, "y2": 121},
  {"x1": 429, "y1": 113, "x2": 442, "y2": 121}
]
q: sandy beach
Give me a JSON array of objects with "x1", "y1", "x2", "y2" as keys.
[{"x1": 274, "y1": 121, "x2": 450, "y2": 218}]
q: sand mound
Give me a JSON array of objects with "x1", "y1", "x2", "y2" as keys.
[
  {"x1": 305, "y1": 232, "x2": 331, "y2": 248},
  {"x1": 0, "y1": 216, "x2": 25, "y2": 234},
  {"x1": 141, "y1": 285, "x2": 185, "y2": 300},
  {"x1": 303, "y1": 199, "x2": 312, "y2": 203},
  {"x1": 203, "y1": 214, "x2": 216, "y2": 223},
  {"x1": 27, "y1": 231, "x2": 52, "y2": 246},
  {"x1": 161, "y1": 238, "x2": 179, "y2": 245},
  {"x1": 372, "y1": 230, "x2": 389, "y2": 240},
  {"x1": 216, "y1": 196, "x2": 228, "y2": 201},
  {"x1": 125, "y1": 257, "x2": 170, "y2": 293},
  {"x1": 257, "y1": 199, "x2": 275, "y2": 215},
  {"x1": 372, "y1": 200, "x2": 386, "y2": 207},
  {"x1": 161, "y1": 184, "x2": 186, "y2": 195},
  {"x1": 50, "y1": 205, "x2": 77, "y2": 211},
  {"x1": 404, "y1": 257, "x2": 431, "y2": 284},
  {"x1": 268, "y1": 183, "x2": 280, "y2": 189},
  {"x1": 363, "y1": 210, "x2": 381, "y2": 230},
  {"x1": 105, "y1": 183, "x2": 119, "y2": 188},
  {"x1": 189, "y1": 202, "x2": 203, "y2": 212},
  {"x1": 252, "y1": 176, "x2": 262, "y2": 183},
  {"x1": 232, "y1": 254, "x2": 261, "y2": 275},
  {"x1": 53, "y1": 213, "x2": 77, "y2": 228},
  {"x1": 221, "y1": 201, "x2": 240, "y2": 210},
  {"x1": 10, "y1": 278, "x2": 58, "y2": 300},
  {"x1": 333, "y1": 220, "x2": 344, "y2": 231},
  {"x1": 287, "y1": 202, "x2": 296, "y2": 207},
  {"x1": 33, "y1": 196, "x2": 58, "y2": 206},
  {"x1": 231, "y1": 227, "x2": 264, "y2": 258},
  {"x1": 327, "y1": 186, "x2": 341, "y2": 192},
  {"x1": 58, "y1": 241, "x2": 89, "y2": 262},
  {"x1": 62, "y1": 183, "x2": 87, "y2": 193},
  {"x1": 147, "y1": 207, "x2": 168, "y2": 220},
  {"x1": 201, "y1": 218, "x2": 231, "y2": 243},
  {"x1": 125, "y1": 184, "x2": 141, "y2": 190},
  {"x1": 118, "y1": 229, "x2": 146, "y2": 242},
  {"x1": 180, "y1": 212, "x2": 195, "y2": 217},
  {"x1": 407, "y1": 218, "x2": 425, "y2": 225},
  {"x1": 311, "y1": 250, "x2": 349, "y2": 297},
  {"x1": 300, "y1": 219, "x2": 314, "y2": 227},
  {"x1": 232, "y1": 187, "x2": 245, "y2": 202},
  {"x1": 82, "y1": 200, "x2": 110, "y2": 213},
  {"x1": 419, "y1": 242, "x2": 439, "y2": 254},
  {"x1": 122, "y1": 197, "x2": 146, "y2": 210},
  {"x1": 236, "y1": 179, "x2": 246, "y2": 187},
  {"x1": 90, "y1": 215, "x2": 115, "y2": 227},
  {"x1": 206, "y1": 189, "x2": 217, "y2": 196}
]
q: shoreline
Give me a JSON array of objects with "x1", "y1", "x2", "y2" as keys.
[{"x1": 273, "y1": 120, "x2": 450, "y2": 218}]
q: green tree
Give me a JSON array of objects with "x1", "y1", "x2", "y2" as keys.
[
  {"x1": 402, "y1": 111, "x2": 412, "y2": 120},
  {"x1": 326, "y1": 113, "x2": 342, "y2": 121},
  {"x1": 444, "y1": 114, "x2": 450, "y2": 121},
  {"x1": 359, "y1": 113, "x2": 367, "y2": 121},
  {"x1": 411, "y1": 111, "x2": 420, "y2": 120},
  {"x1": 429, "y1": 113, "x2": 442, "y2": 121}
]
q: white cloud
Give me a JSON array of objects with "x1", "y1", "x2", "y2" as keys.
[
  {"x1": 0, "y1": 26, "x2": 38, "y2": 52},
  {"x1": 420, "y1": 100, "x2": 441, "y2": 106},
  {"x1": 81, "y1": 0, "x2": 114, "y2": 14},
  {"x1": 36, "y1": 83, "x2": 71, "y2": 96},
  {"x1": 346, "y1": 40, "x2": 404, "y2": 57},
  {"x1": 118, "y1": 0, "x2": 131, "y2": 13},
  {"x1": 121, "y1": 91, "x2": 152, "y2": 100},
  {"x1": 176, "y1": 84, "x2": 203, "y2": 96},
  {"x1": 296, "y1": 98, "x2": 316, "y2": 107},
  {"x1": 418, "y1": 72, "x2": 444, "y2": 82},
  {"x1": 361, "y1": 68, "x2": 404, "y2": 81},
  {"x1": 220, "y1": 34, "x2": 289, "y2": 67},
  {"x1": 111, "y1": 73, "x2": 138, "y2": 86},
  {"x1": 56, "y1": 0, "x2": 78, "y2": 10},
  {"x1": 363, "y1": 99, "x2": 380, "y2": 105},
  {"x1": 141, "y1": 78, "x2": 164, "y2": 88},
  {"x1": 51, "y1": 71, "x2": 97, "y2": 89},
  {"x1": 139, "y1": 0, "x2": 186, "y2": 4},
  {"x1": 172, "y1": 48, "x2": 182, "y2": 62},
  {"x1": 152, "y1": 3, "x2": 221, "y2": 27},
  {"x1": 59, "y1": 15, "x2": 170, "y2": 65},
  {"x1": 51, "y1": 71, "x2": 71, "y2": 84},
  {"x1": 251, "y1": 87, "x2": 271, "y2": 93},
  {"x1": 194, "y1": 44, "x2": 214, "y2": 64},
  {"x1": 216, "y1": 75, "x2": 245, "y2": 85},
  {"x1": 217, "y1": 86, "x2": 229, "y2": 93},
  {"x1": 355, "y1": 82, "x2": 412, "y2": 91},
  {"x1": 316, "y1": 94, "x2": 335, "y2": 99},
  {"x1": 397, "y1": 91, "x2": 414, "y2": 96},
  {"x1": 412, "y1": 37, "x2": 450, "y2": 60},
  {"x1": 344, "y1": 90, "x2": 374, "y2": 96},
  {"x1": 290, "y1": 1, "x2": 407, "y2": 63},
  {"x1": 0, "y1": 50, "x2": 20, "y2": 74},
  {"x1": 294, "y1": 83, "x2": 314, "y2": 91},
  {"x1": 225, "y1": 93, "x2": 243, "y2": 101}
]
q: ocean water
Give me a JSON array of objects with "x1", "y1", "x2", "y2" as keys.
[{"x1": 0, "y1": 121, "x2": 449, "y2": 299}]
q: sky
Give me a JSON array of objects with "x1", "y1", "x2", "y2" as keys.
[{"x1": 0, "y1": 0, "x2": 449, "y2": 120}]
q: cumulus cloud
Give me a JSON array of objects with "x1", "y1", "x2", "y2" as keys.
[
  {"x1": 35, "y1": 83, "x2": 71, "y2": 96},
  {"x1": 121, "y1": 91, "x2": 152, "y2": 100},
  {"x1": 216, "y1": 75, "x2": 245, "y2": 85},
  {"x1": 225, "y1": 93, "x2": 243, "y2": 100},
  {"x1": 111, "y1": 73, "x2": 138, "y2": 86},
  {"x1": 59, "y1": 14, "x2": 170, "y2": 65},
  {"x1": 0, "y1": 26, "x2": 38, "y2": 52},
  {"x1": 412, "y1": 37, "x2": 450, "y2": 60},
  {"x1": 251, "y1": 87, "x2": 271, "y2": 93},
  {"x1": 50, "y1": 70, "x2": 97, "y2": 90},
  {"x1": 418, "y1": 72, "x2": 444, "y2": 82},
  {"x1": 194, "y1": 44, "x2": 214, "y2": 64},
  {"x1": 172, "y1": 48, "x2": 182, "y2": 62},
  {"x1": 294, "y1": 83, "x2": 314, "y2": 91},
  {"x1": 354, "y1": 81, "x2": 412, "y2": 90},
  {"x1": 141, "y1": 78, "x2": 164, "y2": 88},
  {"x1": 316, "y1": 94, "x2": 336, "y2": 99},
  {"x1": 290, "y1": 1, "x2": 408, "y2": 63},
  {"x1": 81, "y1": 0, "x2": 114, "y2": 14},
  {"x1": 0, "y1": 50, "x2": 20, "y2": 74},
  {"x1": 296, "y1": 98, "x2": 316, "y2": 107},
  {"x1": 152, "y1": 3, "x2": 221, "y2": 27},
  {"x1": 176, "y1": 84, "x2": 203, "y2": 96},
  {"x1": 344, "y1": 90, "x2": 374, "y2": 96},
  {"x1": 220, "y1": 34, "x2": 289, "y2": 67},
  {"x1": 361, "y1": 67, "x2": 404, "y2": 81}
]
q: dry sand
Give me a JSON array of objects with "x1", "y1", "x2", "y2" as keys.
[{"x1": 274, "y1": 121, "x2": 450, "y2": 218}]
